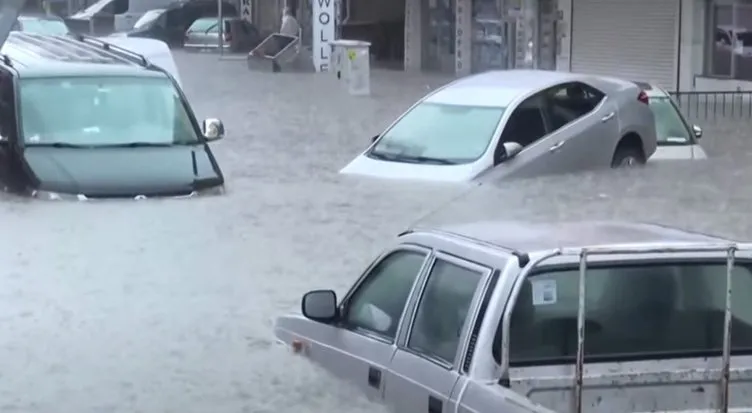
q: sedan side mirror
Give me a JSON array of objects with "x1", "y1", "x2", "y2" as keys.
[
  {"x1": 202, "y1": 118, "x2": 225, "y2": 141},
  {"x1": 502, "y1": 142, "x2": 523, "y2": 158},
  {"x1": 302, "y1": 289, "x2": 339, "y2": 323},
  {"x1": 371, "y1": 135, "x2": 379, "y2": 143},
  {"x1": 692, "y1": 124, "x2": 703, "y2": 139}
]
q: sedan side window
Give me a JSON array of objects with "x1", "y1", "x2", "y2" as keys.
[
  {"x1": 497, "y1": 94, "x2": 547, "y2": 151},
  {"x1": 408, "y1": 259, "x2": 484, "y2": 364},
  {"x1": 344, "y1": 249, "x2": 428, "y2": 340},
  {"x1": 545, "y1": 82, "x2": 606, "y2": 131}
]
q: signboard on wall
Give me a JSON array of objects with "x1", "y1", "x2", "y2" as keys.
[
  {"x1": 241, "y1": 0, "x2": 252, "y2": 22},
  {"x1": 313, "y1": 0, "x2": 336, "y2": 72},
  {"x1": 455, "y1": 0, "x2": 471, "y2": 75}
]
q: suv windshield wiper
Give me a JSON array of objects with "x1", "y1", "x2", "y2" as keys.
[
  {"x1": 369, "y1": 151, "x2": 458, "y2": 165},
  {"x1": 25, "y1": 142, "x2": 93, "y2": 148},
  {"x1": 99, "y1": 142, "x2": 186, "y2": 148}
]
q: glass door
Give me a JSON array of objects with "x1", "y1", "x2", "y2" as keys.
[
  {"x1": 471, "y1": 0, "x2": 510, "y2": 72},
  {"x1": 422, "y1": 0, "x2": 455, "y2": 72}
]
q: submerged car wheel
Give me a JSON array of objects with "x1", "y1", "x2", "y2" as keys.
[{"x1": 611, "y1": 146, "x2": 645, "y2": 168}]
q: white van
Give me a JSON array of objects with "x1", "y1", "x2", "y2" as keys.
[{"x1": 70, "y1": 0, "x2": 177, "y2": 32}]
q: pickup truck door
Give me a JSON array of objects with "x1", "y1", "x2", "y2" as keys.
[
  {"x1": 386, "y1": 254, "x2": 491, "y2": 413},
  {"x1": 276, "y1": 246, "x2": 431, "y2": 401},
  {"x1": 0, "y1": 0, "x2": 24, "y2": 46}
]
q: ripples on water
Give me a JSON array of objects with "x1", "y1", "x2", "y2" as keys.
[{"x1": 0, "y1": 52, "x2": 749, "y2": 412}]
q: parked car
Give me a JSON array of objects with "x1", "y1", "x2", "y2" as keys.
[
  {"x1": 13, "y1": 14, "x2": 71, "y2": 35},
  {"x1": 184, "y1": 17, "x2": 260, "y2": 52},
  {"x1": 340, "y1": 70, "x2": 658, "y2": 182},
  {"x1": 0, "y1": 26, "x2": 225, "y2": 199},
  {"x1": 634, "y1": 81, "x2": 707, "y2": 161},
  {"x1": 65, "y1": 0, "x2": 177, "y2": 35},
  {"x1": 120, "y1": 0, "x2": 240, "y2": 48},
  {"x1": 276, "y1": 219, "x2": 752, "y2": 413}
]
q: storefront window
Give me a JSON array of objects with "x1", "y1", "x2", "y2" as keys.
[
  {"x1": 707, "y1": 0, "x2": 752, "y2": 80},
  {"x1": 422, "y1": 0, "x2": 455, "y2": 72},
  {"x1": 471, "y1": 0, "x2": 507, "y2": 72}
]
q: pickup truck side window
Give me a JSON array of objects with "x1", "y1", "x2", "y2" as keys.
[
  {"x1": 408, "y1": 259, "x2": 483, "y2": 364},
  {"x1": 343, "y1": 250, "x2": 427, "y2": 341},
  {"x1": 503, "y1": 262, "x2": 752, "y2": 365}
]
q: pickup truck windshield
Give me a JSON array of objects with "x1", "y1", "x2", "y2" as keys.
[
  {"x1": 20, "y1": 76, "x2": 199, "y2": 147},
  {"x1": 508, "y1": 261, "x2": 752, "y2": 365}
]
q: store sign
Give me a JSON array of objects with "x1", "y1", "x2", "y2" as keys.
[
  {"x1": 240, "y1": 0, "x2": 252, "y2": 22},
  {"x1": 454, "y1": 0, "x2": 471, "y2": 75},
  {"x1": 313, "y1": 0, "x2": 336, "y2": 72}
]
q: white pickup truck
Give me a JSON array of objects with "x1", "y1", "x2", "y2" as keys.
[{"x1": 276, "y1": 220, "x2": 752, "y2": 413}]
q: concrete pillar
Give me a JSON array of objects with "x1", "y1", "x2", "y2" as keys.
[
  {"x1": 520, "y1": 0, "x2": 537, "y2": 68},
  {"x1": 455, "y1": 0, "x2": 472, "y2": 75},
  {"x1": 404, "y1": 0, "x2": 422, "y2": 71}
]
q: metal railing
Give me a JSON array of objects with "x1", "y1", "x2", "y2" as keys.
[
  {"x1": 670, "y1": 90, "x2": 752, "y2": 119},
  {"x1": 498, "y1": 242, "x2": 752, "y2": 413}
]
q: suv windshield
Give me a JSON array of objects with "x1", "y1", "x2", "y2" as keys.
[
  {"x1": 20, "y1": 76, "x2": 199, "y2": 146},
  {"x1": 648, "y1": 95, "x2": 693, "y2": 145},
  {"x1": 369, "y1": 102, "x2": 505, "y2": 164}
]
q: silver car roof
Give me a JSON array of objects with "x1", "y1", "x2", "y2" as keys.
[
  {"x1": 418, "y1": 220, "x2": 729, "y2": 252},
  {"x1": 424, "y1": 69, "x2": 635, "y2": 108}
]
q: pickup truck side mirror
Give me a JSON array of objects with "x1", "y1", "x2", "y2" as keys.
[{"x1": 301, "y1": 289, "x2": 339, "y2": 323}]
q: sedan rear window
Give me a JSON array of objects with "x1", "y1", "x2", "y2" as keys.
[
  {"x1": 508, "y1": 262, "x2": 752, "y2": 365},
  {"x1": 648, "y1": 96, "x2": 693, "y2": 145},
  {"x1": 369, "y1": 103, "x2": 505, "y2": 165},
  {"x1": 187, "y1": 18, "x2": 220, "y2": 33},
  {"x1": 19, "y1": 18, "x2": 70, "y2": 35}
]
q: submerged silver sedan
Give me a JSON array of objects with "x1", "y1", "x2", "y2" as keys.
[{"x1": 341, "y1": 70, "x2": 658, "y2": 182}]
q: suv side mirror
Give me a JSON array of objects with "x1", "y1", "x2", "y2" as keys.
[
  {"x1": 692, "y1": 124, "x2": 703, "y2": 139},
  {"x1": 202, "y1": 118, "x2": 225, "y2": 141},
  {"x1": 301, "y1": 289, "x2": 339, "y2": 322}
]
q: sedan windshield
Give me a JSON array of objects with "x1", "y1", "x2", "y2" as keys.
[
  {"x1": 369, "y1": 102, "x2": 505, "y2": 164},
  {"x1": 20, "y1": 76, "x2": 199, "y2": 146},
  {"x1": 648, "y1": 95, "x2": 693, "y2": 145}
]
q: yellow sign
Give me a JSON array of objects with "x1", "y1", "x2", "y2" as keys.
[{"x1": 347, "y1": 50, "x2": 356, "y2": 61}]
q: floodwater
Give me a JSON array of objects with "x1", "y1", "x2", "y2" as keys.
[{"x1": 0, "y1": 51, "x2": 750, "y2": 412}]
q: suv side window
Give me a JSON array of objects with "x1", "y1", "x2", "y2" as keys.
[
  {"x1": 343, "y1": 249, "x2": 428, "y2": 340},
  {"x1": 408, "y1": 259, "x2": 484, "y2": 364},
  {"x1": 545, "y1": 82, "x2": 605, "y2": 131}
]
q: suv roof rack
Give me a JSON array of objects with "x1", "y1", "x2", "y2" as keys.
[{"x1": 74, "y1": 34, "x2": 149, "y2": 67}]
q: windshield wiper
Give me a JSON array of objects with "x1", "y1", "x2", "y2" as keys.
[
  {"x1": 100, "y1": 142, "x2": 183, "y2": 148},
  {"x1": 370, "y1": 151, "x2": 458, "y2": 165},
  {"x1": 26, "y1": 142, "x2": 93, "y2": 148}
]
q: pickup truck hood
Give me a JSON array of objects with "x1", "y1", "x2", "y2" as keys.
[{"x1": 23, "y1": 145, "x2": 222, "y2": 197}]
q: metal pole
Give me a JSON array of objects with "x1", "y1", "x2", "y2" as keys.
[
  {"x1": 573, "y1": 250, "x2": 588, "y2": 413},
  {"x1": 218, "y1": 0, "x2": 224, "y2": 57}
]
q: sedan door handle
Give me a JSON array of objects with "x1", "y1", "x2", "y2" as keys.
[
  {"x1": 601, "y1": 112, "x2": 615, "y2": 122},
  {"x1": 548, "y1": 141, "x2": 565, "y2": 152},
  {"x1": 367, "y1": 366, "x2": 381, "y2": 388}
]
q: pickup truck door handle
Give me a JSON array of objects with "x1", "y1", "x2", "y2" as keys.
[
  {"x1": 428, "y1": 395, "x2": 442, "y2": 413},
  {"x1": 548, "y1": 141, "x2": 565, "y2": 152},
  {"x1": 367, "y1": 366, "x2": 381, "y2": 388},
  {"x1": 601, "y1": 112, "x2": 615, "y2": 122}
]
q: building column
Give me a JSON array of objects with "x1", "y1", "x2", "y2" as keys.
[
  {"x1": 455, "y1": 0, "x2": 472, "y2": 75},
  {"x1": 404, "y1": 0, "x2": 422, "y2": 71}
]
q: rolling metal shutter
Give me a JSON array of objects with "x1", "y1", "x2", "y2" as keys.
[{"x1": 570, "y1": 0, "x2": 680, "y2": 90}]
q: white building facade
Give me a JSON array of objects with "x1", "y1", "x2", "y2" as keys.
[{"x1": 402, "y1": 0, "x2": 752, "y2": 91}]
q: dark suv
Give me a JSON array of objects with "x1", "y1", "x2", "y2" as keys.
[{"x1": 0, "y1": 10, "x2": 225, "y2": 199}]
